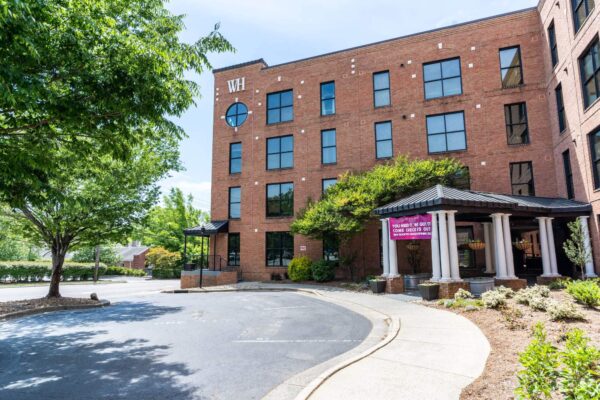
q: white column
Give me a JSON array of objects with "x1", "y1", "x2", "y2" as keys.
[
  {"x1": 381, "y1": 219, "x2": 390, "y2": 277},
  {"x1": 545, "y1": 218, "x2": 560, "y2": 277},
  {"x1": 388, "y1": 220, "x2": 399, "y2": 277},
  {"x1": 579, "y1": 216, "x2": 597, "y2": 278},
  {"x1": 492, "y1": 214, "x2": 508, "y2": 279},
  {"x1": 429, "y1": 212, "x2": 441, "y2": 282},
  {"x1": 483, "y1": 222, "x2": 494, "y2": 274},
  {"x1": 447, "y1": 211, "x2": 461, "y2": 281},
  {"x1": 538, "y1": 217, "x2": 553, "y2": 277},
  {"x1": 502, "y1": 214, "x2": 517, "y2": 279},
  {"x1": 438, "y1": 211, "x2": 452, "y2": 281}
]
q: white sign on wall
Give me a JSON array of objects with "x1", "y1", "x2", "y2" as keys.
[{"x1": 227, "y1": 77, "x2": 246, "y2": 93}]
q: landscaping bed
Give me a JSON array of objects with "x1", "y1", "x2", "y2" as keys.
[
  {"x1": 0, "y1": 297, "x2": 106, "y2": 320},
  {"x1": 425, "y1": 288, "x2": 600, "y2": 400}
]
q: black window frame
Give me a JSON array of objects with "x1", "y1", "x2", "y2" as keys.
[
  {"x1": 266, "y1": 232, "x2": 294, "y2": 267},
  {"x1": 509, "y1": 161, "x2": 536, "y2": 196},
  {"x1": 322, "y1": 178, "x2": 337, "y2": 193},
  {"x1": 374, "y1": 121, "x2": 393, "y2": 159},
  {"x1": 426, "y1": 111, "x2": 467, "y2": 154},
  {"x1": 572, "y1": 0, "x2": 595, "y2": 33},
  {"x1": 227, "y1": 233, "x2": 240, "y2": 267},
  {"x1": 229, "y1": 142, "x2": 242, "y2": 174},
  {"x1": 225, "y1": 102, "x2": 248, "y2": 128},
  {"x1": 266, "y1": 135, "x2": 294, "y2": 170},
  {"x1": 579, "y1": 38, "x2": 600, "y2": 109},
  {"x1": 323, "y1": 235, "x2": 339, "y2": 262},
  {"x1": 499, "y1": 46, "x2": 524, "y2": 88},
  {"x1": 504, "y1": 102, "x2": 530, "y2": 145},
  {"x1": 266, "y1": 182, "x2": 294, "y2": 218},
  {"x1": 422, "y1": 57, "x2": 463, "y2": 100},
  {"x1": 562, "y1": 149, "x2": 575, "y2": 199},
  {"x1": 228, "y1": 186, "x2": 241, "y2": 219},
  {"x1": 372, "y1": 71, "x2": 391, "y2": 108},
  {"x1": 321, "y1": 129, "x2": 337, "y2": 165},
  {"x1": 320, "y1": 81, "x2": 336, "y2": 116},
  {"x1": 589, "y1": 127, "x2": 600, "y2": 189},
  {"x1": 266, "y1": 89, "x2": 294, "y2": 125},
  {"x1": 548, "y1": 21, "x2": 559, "y2": 68},
  {"x1": 555, "y1": 84, "x2": 567, "y2": 133}
]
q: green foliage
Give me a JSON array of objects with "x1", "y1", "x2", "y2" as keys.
[
  {"x1": 482, "y1": 288, "x2": 509, "y2": 309},
  {"x1": 563, "y1": 219, "x2": 592, "y2": 280},
  {"x1": 311, "y1": 260, "x2": 336, "y2": 282},
  {"x1": 0, "y1": 261, "x2": 107, "y2": 282},
  {"x1": 291, "y1": 157, "x2": 467, "y2": 242},
  {"x1": 559, "y1": 329, "x2": 600, "y2": 399},
  {"x1": 516, "y1": 323, "x2": 560, "y2": 400},
  {"x1": 151, "y1": 268, "x2": 181, "y2": 279},
  {"x1": 71, "y1": 246, "x2": 122, "y2": 266},
  {"x1": 105, "y1": 266, "x2": 146, "y2": 277},
  {"x1": 454, "y1": 288, "x2": 473, "y2": 300},
  {"x1": 134, "y1": 188, "x2": 208, "y2": 253},
  {"x1": 146, "y1": 247, "x2": 181, "y2": 269},
  {"x1": 566, "y1": 280, "x2": 600, "y2": 308},
  {"x1": 548, "y1": 277, "x2": 572, "y2": 290},
  {"x1": 515, "y1": 285, "x2": 551, "y2": 311},
  {"x1": 288, "y1": 257, "x2": 312, "y2": 282},
  {"x1": 0, "y1": 212, "x2": 40, "y2": 261},
  {"x1": 547, "y1": 300, "x2": 585, "y2": 322}
]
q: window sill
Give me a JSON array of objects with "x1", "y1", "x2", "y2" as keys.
[
  {"x1": 428, "y1": 149, "x2": 468, "y2": 155},
  {"x1": 266, "y1": 167, "x2": 294, "y2": 172},
  {"x1": 507, "y1": 142, "x2": 531, "y2": 147},
  {"x1": 266, "y1": 120, "x2": 294, "y2": 127},
  {"x1": 266, "y1": 266, "x2": 289, "y2": 269},
  {"x1": 320, "y1": 113, "x2": 337, "y2": 118},
  {"x1": 266, "y1": 216, "x2": 294, "y2": 220},
  {"x1": 501, "y1": 83, "x2": 526, "y2": 90},
  {"x1": 374, "y1": 104, "x2": 392, "y2": 110},
  {"x1": 584, "y1": 97, "x2": 600, "y2": 112},
  {"x1": 228, "y1": 218, "x2": 241, "y2": 221},
  {"x1": 321, "y1": 163, "x2": 338, "y2": 167},
  {"x1": 424, "y1": 92, "x2": 464, "y2": 102},
  {"x1": 229, "y1": 173, "x2": 242, "y2": 176}
]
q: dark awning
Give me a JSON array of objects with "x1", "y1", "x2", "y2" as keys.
[
  {"x1": 184, "y1": 221, "x2": 229, "y2": 237},
  {"x1": 374, "y1": 185, "x2": 591, "y2": 217}
]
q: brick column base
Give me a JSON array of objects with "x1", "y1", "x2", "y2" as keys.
[
  {"x1": 385, "y1": 276, "x2": 404, "y2": 294},
  {"x1": 180, "y1": 270, "x2": 201, "y2": 289},
  {"x1": 536, "y1": 276, "x2": 563, "y2": 286},
  {"x1": 495, "y1": 278, "x2": 527, "y2": 291},
  {"x1": 438, "y1": 281, "x2": 470, "y2": 299}
]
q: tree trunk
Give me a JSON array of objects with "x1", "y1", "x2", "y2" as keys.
[
  {"x1": 94, "y1": 245, "x2": 100, "y2": 282},
  {"x1": 47, "y1": 242, "x2": 68, "y2": 298}
]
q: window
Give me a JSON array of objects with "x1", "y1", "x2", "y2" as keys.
[
  {"x1": 589, "y1": 127, "x2": 600, "y2": 189},
  {"x1": 266, "y1": 232, "x2": 294, "y2": 267},
  {"x1": 373, "y1": 71, "x2": 390, "y2": 107},
  {"x1": 229, "y1": 142, "x2": 242, "y2": 174},
  {"x1": 267, "y1": 135, "x2": 293, "y2": 170},
  {"x1": 226, "y1": 102, "x2": 248, "y2": 127},
  {"x1": 375, "y1": 121, "x2": 393, "y2": 159},
  {"x1": 457, "y1": 227, "x2": 476, "y2": 269},
  {"x1": 266, "y1": 182, "x2": 294, "y2": 217},
  {"x1": 510, "y1": 162, "x2": 535, "y2": 196},
  {"x1": 228, "y1": 233, "x2": 240, "y2": 266},
  {"x1": 548, "y1": 22, "x2": 559, "y2": 68},
  {"x1": 322, "y1": 178, "x2": 337, "y2": 193},
  {"x1": 563, "y1": 150, "x2": 575, "y2": 199},
  {"x1": 423, "y1": 58, "x2": 462, "y2": 99},
  {"x1": 426, "y1": 112, "x2": 467, "y2": 153},
  {"x1": 500, "y1": 46, "x2": 524, "y2": 88},
  {"x1": 556, "y1": 84, "x2": 567, "y2": 132},
  {"x1": 580, "y1": 39, "x2": 600, "y2": 109},
  {"x1": 572, "y1": 0, "x2": 595, "y2": 32},
  {"x1": 228, "y1": 187, "x2": 241, "y2": 219},
  {"x1": 323, "y1": 235, "x2": 339, "y2": 262},
  {"x1": 504, "y1": 103, "x2": 530, "y2": 145},
  {"x1": 321, "y1": 81, "x2": 336, "y2": 116},
  {"x1": 321, "y1": 129, "x2": 337, "y2": 164},
  {"x1": 267, "y1": 90, "x2": 293, "y2": 124}
]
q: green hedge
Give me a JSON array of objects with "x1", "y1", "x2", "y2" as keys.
[
  {"x1": 105, "y1": 266, "x2": 146, "y2": 277},
  {"x1": 0, "y1": 261, "x2": 107, "y2": 282},
  {"x1": 152, "y1": 268, "x2": 181, "y2": 279}
]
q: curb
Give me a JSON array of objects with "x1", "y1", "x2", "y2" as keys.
[
  {"x1": 0, "y1": 299, "x2": 111, "y2": 321},
  {"x1": 164, "y1": 286, "x2": 401, "y2": 400}
]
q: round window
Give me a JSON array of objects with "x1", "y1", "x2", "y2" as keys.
[{"x1": 226, "y1": 102, "x2": 248, "y2": 127}]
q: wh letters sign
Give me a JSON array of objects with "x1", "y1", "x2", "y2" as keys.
[{"x1": 227, "y1": 77, "x2": 246, "y2": 93}]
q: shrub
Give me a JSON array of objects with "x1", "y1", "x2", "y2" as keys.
[
  {"x1": 495, "y1": 286, "x2": 515, "y2": 299},
  {"x1": 454, "y1": 288, "x2": 473, "y2": 300},
  {"x1": 146, "y1": 247, "x2": 181, "y2": 270},
  {"x1": 547, "y1": 300, "x2": 585, "y2": 322},
  {"x1": 311, "y1": 260, "x2": 336, "y2": 282},
  {"x1": 565, "y1": 280, "x2": 600, "y2": 308},
  {"x1": 288, "y1": 257, "x2": 312, "y2": 282},
  {"x1": 152, "y1": 268, "x2": 181, "y2": 279},
  {"x1": 515, "y1": 285, "x2": 550, "y2": 307},
  {"x1": 501, "y1": 306, "x2": 526, "y2": 330},
  {"x1": 548, "y1": 277, "x2": 572, "y2": 290},
  {"x1": 559, "y1": 329, "x2": 600, "y2": 399},
  {"x1": 529, "y1": 296, "x2": 550, "y2": 312},
  {"x1": 482, "y1": 289, "x2": 507, "y2": 309},
  {"x1": 0, "y1": 261, "x2": 106, "y2": 282},
  {"x1": 105, "y1": 266, "x2": 146, "y2": 277}
]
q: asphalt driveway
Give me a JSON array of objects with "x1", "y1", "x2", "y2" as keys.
[{"x1": 0, "y1": 291, "x2": 371, "y2": 400}]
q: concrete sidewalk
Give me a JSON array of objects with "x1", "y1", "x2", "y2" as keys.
[{"x1": 175, "y1": 283, "x2": 490, "y2": 400}]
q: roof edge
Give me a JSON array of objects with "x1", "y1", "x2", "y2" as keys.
[{"x1": 213, "y1": 59, "x2": 267, "y2": 74}]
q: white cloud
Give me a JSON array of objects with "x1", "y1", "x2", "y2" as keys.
[{"x1": 159, "y1": 173, "x2": 212, "y2": 212}]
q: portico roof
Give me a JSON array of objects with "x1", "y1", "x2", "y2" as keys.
[
  {"x1": 184, "y1": 221, "x2": 229, "y2": 237},
  {"x1": 374, "y1": 185, "x2": 591, "y2": 217}
]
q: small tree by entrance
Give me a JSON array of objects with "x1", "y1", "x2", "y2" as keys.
[{"x1": 563, "y1": 219, "x2": 592, "y2": 280}]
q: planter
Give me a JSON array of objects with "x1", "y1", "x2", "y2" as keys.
[
  {"x1": 418, "y1": 284, "x2": 439, "y2": 301},
  {"x1": 370, "y1": 280, "x2": 386, "y2": 293},
  {"x1": 514, "y1": 241, "x2": 532, "y2": 251},
  {"x1": 404, "y1": 273, "x2": 431, "y2": 290},
  {"x1": 468, "y1": 242, "x2": 486, "y2": 251},
  {"x1": 465, "y1": 277, "x2": 495, "y2": 297}
]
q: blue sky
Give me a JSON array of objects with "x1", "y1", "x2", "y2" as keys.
[{"x1": 161, "y1": 0, "x2": 538, "y2": 212}]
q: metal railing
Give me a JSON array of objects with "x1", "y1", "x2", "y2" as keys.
[{"x1": 183, "y1": 255, "x2": 226, "y2": 271}]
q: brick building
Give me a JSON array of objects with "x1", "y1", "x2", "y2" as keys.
[{"x1": 196, "y1": 1, "x2": 600, "y2": 283}]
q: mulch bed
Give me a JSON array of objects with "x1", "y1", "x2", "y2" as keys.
[
  {"x1": 424, "y1": 291, "x2": 600, "y2": 400},
  {"x1": 0, "y1": 297, "x2": 101, "y2": 319}
]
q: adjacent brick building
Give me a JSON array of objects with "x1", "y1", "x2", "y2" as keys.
[{"x1": 206, "y1": 1, "x2": 600, "y2": 282}]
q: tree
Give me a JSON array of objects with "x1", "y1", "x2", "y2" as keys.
[
  {"x1": 0, "y1": 0, "x2": 233, "y2": 204},
  {"x1": 134, "y1": 188, "x2": 208, "y2": 253},
  {"x1": 71, "y1": 245, "x2": 122, "y2": 267},
  {"x1": 563, "y1": 219, "x2": 592, "y2": 280}
]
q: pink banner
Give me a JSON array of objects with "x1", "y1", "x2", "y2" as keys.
[{"x1": 389, "y1": 214, "x2": 432, "y2": 241}]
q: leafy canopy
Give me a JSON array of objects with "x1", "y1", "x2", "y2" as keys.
[
  {"x1": 291, "y1": 156, "x2": 468, "y2": 241},
  {"x1": 563, "y1": 219, "x2": 592, "y2": 280}
]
